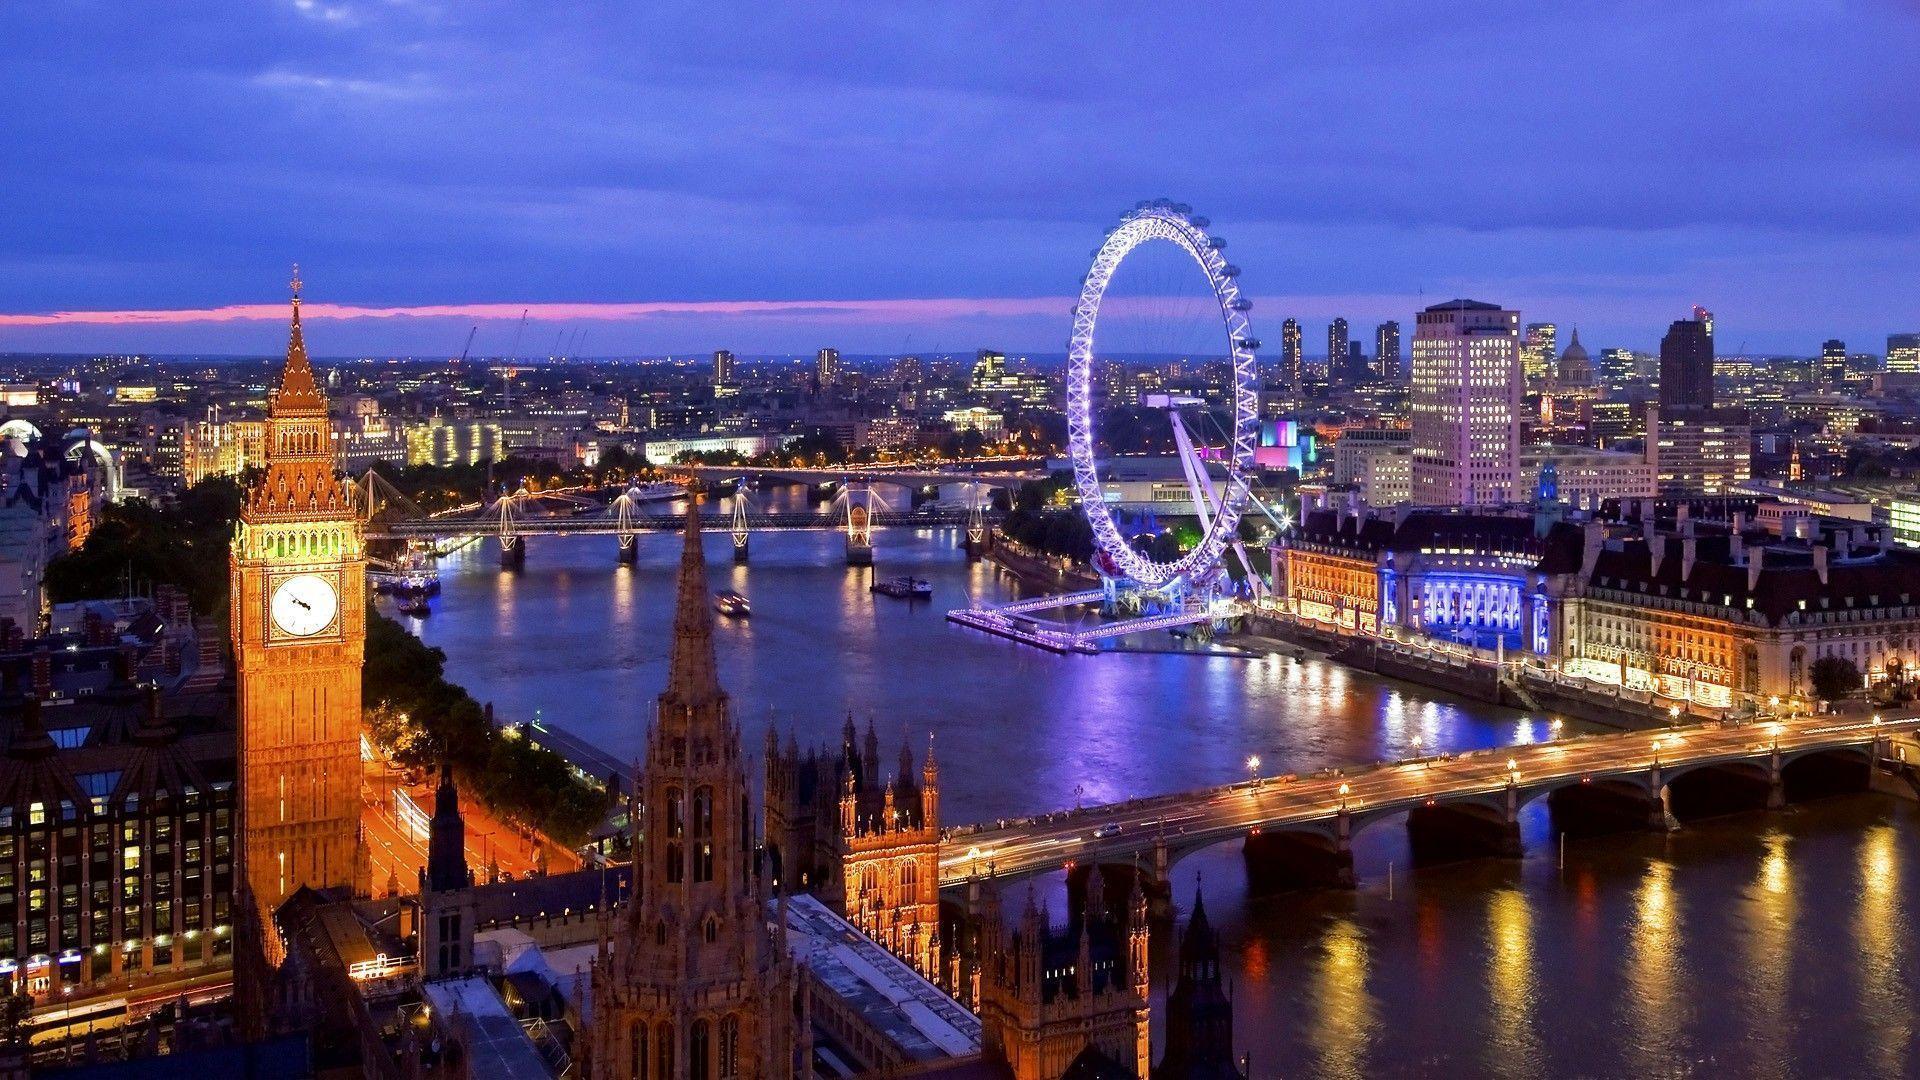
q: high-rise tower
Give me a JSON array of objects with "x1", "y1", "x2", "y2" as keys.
[
  {"x1": 1821, "y1": 339, "x2": 1847, "y2": 391},
  {"x1": 230, "y1": 269, "x2": 367, "y2": 951},
  {"x1": 1281, "y1": 318, "x2": 1303, "y2": 395},
  {"x1": 587, "y1": 495, "x2": 802, "y2": 1079},
  {"x1": 1327, "y1": 319, "x2": 1351, "y2": 382},
  {"x1": 1658, "y1": 314, "x2": 1715, "y2": 409},
  {"x1": 1374, "y1": 320, "x2": 1402, "y2": 382},
  {"x1": 1410, "y1": 299, "x2": 1522, "y2": 506},
  {"x1": 1521, "y1": 322, "x2": 1558, "y2": 385}
]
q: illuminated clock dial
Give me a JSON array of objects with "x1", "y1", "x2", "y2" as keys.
[{"x1": 271, "y1": 574, "x2": 338, "y2": 638}]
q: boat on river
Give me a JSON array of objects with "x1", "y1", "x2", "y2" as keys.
[
  {"x1": 714, "y1": 590, "x2": 752, "y2": 618},
  {"x1": 871, "y1": 576, "x2": 932, "y2": 600}
]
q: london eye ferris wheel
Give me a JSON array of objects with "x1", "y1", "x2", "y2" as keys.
[{"x1": 1063, "y1": 201, "x2": 1261, "y2": 595}]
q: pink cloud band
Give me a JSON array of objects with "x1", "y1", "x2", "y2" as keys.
[{"x1": 0, "y1": 297, "x2": 1076, "y2": 328}]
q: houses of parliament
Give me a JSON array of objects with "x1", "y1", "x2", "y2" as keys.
[{"x1": 203, "y1": 275, "x2": 1254, "y2": 1077}]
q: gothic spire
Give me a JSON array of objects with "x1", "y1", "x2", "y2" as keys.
[
  {"x1": 662, "y1": 491, "x2": 724, "y2": 710},
  {"x1": 426, "y1": 758, "x2": 469, "y2": 893},
  {"x1": 271, "y1": 264, "x2": 328, "y2": 416}
]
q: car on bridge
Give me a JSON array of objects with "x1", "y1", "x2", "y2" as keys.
[{"x1": 1092, "y1": 823, "x2": 1123, "y2": 839}]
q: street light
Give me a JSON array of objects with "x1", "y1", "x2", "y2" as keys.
[
  {"x1": 1409, "y1": 735, "x2": 1423, "y2": 759},
  {"x1": 1549, "y1": 718, "x2": 1564, "y2": 739},
  {"x1": 1651, "y1": 737, "x2": 1664, "y2": 767},
  {"x1": 1245, "y1": 756, "x2": 1261, "y2": 789},
  {"x1": 1338, "y1": 781, "x2": 1351, "y2": 811}
]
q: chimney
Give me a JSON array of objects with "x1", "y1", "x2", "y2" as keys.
[
  {"x1": 1649, "y1": 535, "x2": 1666, "y2": 578},
  {"x1": 1730, "y1": 528, "x2": 1745, "y2": 566},
  {"x1": 1836, "y1": 530, "x2": 1851, "y2": 559},
  {"x1": 30, "y1": 647, "x2": 50, "y2": 701},
  {"x1": 1815, "y1": 544, "x2": 1829, "y2": 586},
  {"x1": 1299, "y1": 493, "x2": 1315, "y2": 524},
  {"x1": 1676, "y1": 503, "x2": 1691, "y2": 533},
  {"x1": 1748, "y1": 545, "x2": 1765, "y2": 591},
  {"x1": 1733, "y1": 510, "x2": 1747, "y2": 535},
  {"x1": 1681, "y1": 536, "x2": 1697, "y2": 581},
  {"x1": 1579, "y1": 520, "x2": 1604, "y2": 578}
]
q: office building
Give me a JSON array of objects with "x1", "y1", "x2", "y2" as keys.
[
  {"x1": 1821, "y1": 339, "x2": 1847, "y2": 391},
  {"x1": 1374, "y1": 321, "x2": 1402, "y2": 382},
  {"x1": 1888, "y1": 333, "x2": 1920, "y2": 375},
  {"x1": 1281, "y1": 319, "x2": 1303, "y2": 393},
  {"x1": 1521, "y1": 323, "x2": 1558, "y2": 385},
  {"x1": 1647, "y1": 404, "x2": 1752, "y2": 495},
  {"x1": 1410, "y1": 299, "x2": 1523, "y2": 506},
  {"x1": 1327, "y1": 319, "x2": 1351, "y2": 382},
  {"x1": 712, "y1": 349, "x2": 736, "y2": 388},
  {"x1": 1660, "y1": 314, "x2": 1714, "y2": 409},
  {"x1": 816, "y1": 347, "x2": 841, "y2": 388}
]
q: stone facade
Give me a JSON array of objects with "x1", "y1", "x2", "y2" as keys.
[
  {"x1": 230, "y1": 276, "x2": 367, "y2": 956},
  {"x1": 584, "y1": 499, "x2": 803, "y2": 1079},
  {"x1": 764, "y1": 717, "x2": 942, "y2": 981}
]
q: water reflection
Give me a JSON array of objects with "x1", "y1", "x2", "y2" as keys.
[
  {"x1": 1623, "y1": 860, "x2": 1684, "y2": 1073},
  {"x1": 1310, "y1": 919, "x2": 1375, "y2": 1080},
  {"x1": 1855, "y1": 825, "x2": 1910, "y2": 1076},
  {"x1": 1744, "y1": 831, "x2": 1793, "y2": 1079},
  {"x1": 1484, "y1": 888, "x2": 1538, "y2": 1075}
]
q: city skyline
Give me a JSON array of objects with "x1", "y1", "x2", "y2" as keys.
[{"x1": 4, "y1": 2, "x2": 1920, "y2": 355}]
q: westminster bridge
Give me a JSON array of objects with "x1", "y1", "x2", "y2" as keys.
[{"x1": 939, "y1": 710, "x2": 1920, "y2": 904}]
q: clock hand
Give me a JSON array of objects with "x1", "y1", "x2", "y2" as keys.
[{"x1": 293, "y1": 597, "x2": 311, "y2": 610}]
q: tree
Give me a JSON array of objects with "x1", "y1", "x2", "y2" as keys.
[{"x1": 1810, "y1": 655, "x2": 1863, "y2": 702}]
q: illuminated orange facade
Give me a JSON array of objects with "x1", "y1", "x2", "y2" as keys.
[
  {"x1": 230, "y1": 272, "x2": 367, "y2": 950},
  {"x1": 766, "y1": 720, "x2": 943, "y2": 981},
  {"x1": 1281, "y1": 546, "x2": 1381, "y2": 633}
]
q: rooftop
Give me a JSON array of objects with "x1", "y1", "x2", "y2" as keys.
[{"x1": 782, "y1": 893, "x2": 981, "y2": 1062}]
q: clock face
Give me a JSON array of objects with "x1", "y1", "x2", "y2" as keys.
[{"x1": 271, "y1": 574, "x2": 339, "y2": 638}]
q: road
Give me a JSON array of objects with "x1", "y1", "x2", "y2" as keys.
[
  {"x1": 940, "y1": 710, "x2": 1920, "y2": 884},
  {"x1": 360, "y1": 757, "x2": 580, "y2": 896}
]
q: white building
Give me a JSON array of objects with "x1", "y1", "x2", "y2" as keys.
[
  {"x1": 1411, "y1": 299, "x2": 1522, "y2": 506},
  {"x1": 1346, "y1": 442, "x2": 1413, "y2": 506},
  {"x1": 1518, "y1": 445, "x2": 1655, "y2": 506}
]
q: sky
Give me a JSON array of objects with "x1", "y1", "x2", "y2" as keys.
[{"x1": 1, "y1": 0, "x2": 1917, "y2": 358}]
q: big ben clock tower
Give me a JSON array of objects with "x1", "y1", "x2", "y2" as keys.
[{"x1": 231, "y1": 268, "x2": 365, "y2": 941}]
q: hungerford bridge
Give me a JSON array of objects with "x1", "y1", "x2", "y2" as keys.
[
  {"x1": 355, "y1": 464, "x2": 1031, "y2": 566},
  {"x1": 937, "y1": 710, "x2": 1920, "y2": 913}
]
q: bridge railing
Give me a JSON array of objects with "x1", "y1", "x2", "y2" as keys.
[{"x1": 942, "y1": 712, "x2": 1920, "y2": 846}]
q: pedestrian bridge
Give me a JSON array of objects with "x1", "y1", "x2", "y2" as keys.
[{"x1": 939, "y1": 711, "x2": 1920, "y2": 898}]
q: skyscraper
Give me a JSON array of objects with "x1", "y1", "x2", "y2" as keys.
[
  {"x1": 230, "y1": 271, "x2": 367, "y2": 956},
  {"x1": 816, "y1": 346, "x2": 840, "y2": 387},
  {"x1": 1410, "y1": 299, "x2": 1523, "y2": 506},
  {"x1": 1327, "y1": 319, "x2": 1350, "y2": 381},
  {"x1": 1521, "y1": 322, "x2": 1558, "y2": 385},
  {"x1": 1281, "y1": 318, "x2": 1303, "y2": 393},
  {"x1": 587, "y1": 496, "x2": 803, "y2": 1079},
  {"x1": 1374, "y1": 320, "x2": 1402, "y2": 382},
  {"x1": 1891, "y1": 333, "x2": 1920, "y2": 375},
  {"x1": 712, "y1": 348, "x2": 736, "y2": 388},
  {"x1": 1821, "y1": 339, "x2": 1847, "y2": 391},
  {"x1": 1658, "y1": 314, "x2": 1715, "y2": 409}
]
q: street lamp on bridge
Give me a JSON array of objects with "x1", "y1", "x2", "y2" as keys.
[{"x1": 1245, "y1": 755, "x2": 1261, "y2": 789}]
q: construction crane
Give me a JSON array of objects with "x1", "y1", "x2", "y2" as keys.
[{"x1": 456, "y1": 325, "x2": 477, "y2": 364}]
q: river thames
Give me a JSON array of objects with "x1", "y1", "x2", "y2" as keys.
[{"x1": 393, "y1": 504, "x2": 1920, "y2": 1077}]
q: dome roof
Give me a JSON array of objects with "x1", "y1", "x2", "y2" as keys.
[{"x1": 1559, "y1": 327, "x2": 1589, "y2": 363}]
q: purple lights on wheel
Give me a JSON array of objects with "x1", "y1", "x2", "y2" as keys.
[{"x1": 1064, "y1": 202, "x2": 1259, "y2": 591}]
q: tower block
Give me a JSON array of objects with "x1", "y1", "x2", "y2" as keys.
[{"x1": 230, "y1": 268, "x2": 367, "y2": 960}]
